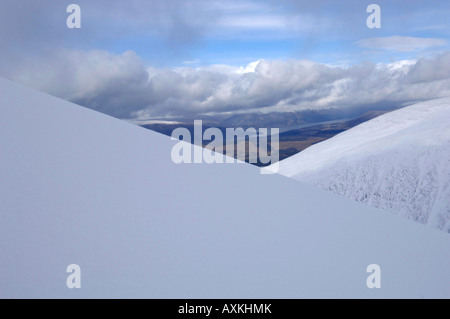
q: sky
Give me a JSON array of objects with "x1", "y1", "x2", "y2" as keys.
[{"x1": 1, "y1": 0, "x2": 450, "y2": 119}]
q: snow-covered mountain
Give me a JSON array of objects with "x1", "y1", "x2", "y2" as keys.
[
  {"x1": 274, "y1": 98, "x2": 450, "y2": 232},
  {"x1": 1, "y1": 78, "x2": 449, "y2": 298}
]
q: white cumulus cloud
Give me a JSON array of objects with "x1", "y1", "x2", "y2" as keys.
[{"x1": 5, "y1": 49, "x2": 450, "y2": 120}]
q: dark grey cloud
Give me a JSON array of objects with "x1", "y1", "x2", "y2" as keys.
[
  {"x1": 0, "y1": 0, "x2": 217, "y2": 67},
  {"x1": 407, "y1": 52, "x2": 450, "y2": 83},
  {"x1": 11, "y1": 49, "x2": 153, "y2": 118}
]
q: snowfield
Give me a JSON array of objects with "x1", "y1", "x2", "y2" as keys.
[
  {"x1": 0, "y1": 78, "x2": 449, "y2": 298},
  {"x1": 273, "y1": 98, "x2": 450, "y2": 232}
]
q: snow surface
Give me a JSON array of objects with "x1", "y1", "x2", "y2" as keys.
[
  {"x1": 0, "y1": 78, "x2": 449, "y2": 298},
  {"x1": 273, "y1": 98, "x2": 450, "y2": 232}
]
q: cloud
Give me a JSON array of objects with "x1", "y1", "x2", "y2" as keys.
[
  {"x1": 407, "y1": 53, "x2": 450, "y2": 83},
  {"x1": 4, "y1": 49, "x2": 450, "y2": 120},
  {"x1": 2, "y1": 0, "x2": 450, "y2": 120},
  {"x1": 356, "y1": 36, "x2": 447, "y2": 52},
  {"x1": 217, "y1": 15, "x2": 288, "y2": 29},
  {"x1": 11, "y1": 50, "x2": 152, "y2": 118},
  {"x1": 2, "y1": 0, "x2": 450, "y2": 71},
  {"x1": 0, "y1": 0, "x2": 219, "y2": 62},
  {"x1": 182, "y1": 59, "x2": 201, "y2": 66}
]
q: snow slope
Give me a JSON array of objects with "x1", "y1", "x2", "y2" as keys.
[
  {"x1": 273, "y1": 98, "x2": 450, "y2": 232},
  {"x1": 0, "y1": 78, "x2": 449, "y2": 298}
]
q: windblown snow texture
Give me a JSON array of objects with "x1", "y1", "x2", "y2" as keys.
[{"x1": 275, "y1": 98, "x2": 450, "y2": 232}]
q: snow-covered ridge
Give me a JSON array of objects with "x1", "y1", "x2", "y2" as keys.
[
  {"x1": 274, "y1": 98, "x2": 450, "y2": 232},
  {"x1": 1, "y1": 78, "x2": 449, "y2": 298}
]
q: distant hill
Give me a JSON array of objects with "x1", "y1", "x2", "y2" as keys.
[{"x1": 139, "y1": 110, "x2": 391, "y2": 165}]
